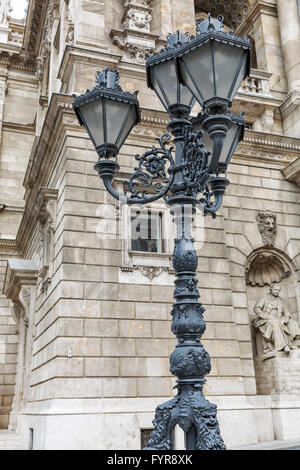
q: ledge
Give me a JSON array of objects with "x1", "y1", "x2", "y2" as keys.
[
  {"x1": 3, "y1": 259, "x2": 39, "y2": 300},
  {"x1": 282, "y1": 157, "x2": 300, "y2": 186}
]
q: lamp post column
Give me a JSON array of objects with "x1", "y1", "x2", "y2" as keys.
[{"x1": 144, "y1": 120, "x2": 226, "y2": 450}]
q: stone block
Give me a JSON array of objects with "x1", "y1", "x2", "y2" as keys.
[
  {"x1": 211, "y1": 289, "x2": 233, "y2": 306},
  {"x1": 136, "y1": 339, "x2": 169, "y2": 357},
  {"x1": 85, "y1": 250, "x2": 121, "y2": 266},
  {"x1": 152, "y1": 320, "x2": 172, "y2": 338},
  {"x1": 120, "y1": 357, "x2": 170, "y2": 377},
  {"x1": 55, "y1": 299, "x2": 101, "y2": 318},
  {"x1": 103, "y1": 378, "x2": 137, "y2": 398},
  {"x1": 119, "y1": 320, "x2": 152, "y2": 338},
  {"x1": 101, "y1": 301, "x2": 135, "y2": 319},
  {"x1": 137, "y1": 377, "x2": 172, "y2": 397},
  {"x1": 102, "y1": 338, "x2": 136, "y2": 357},
  {"x1": 216, "y1": 358, "x2": 242, "y2": 376},
  {"x1": 85, "y1": 358, "x2": 119, "y2": 377},
  {"x1": 136, "y1": 302, "x2": 168, "y2": 320},
  {"x1": 203, "y1": 339, "x2": 240, "y2": 358},
  {"x1": 84, "y1": 319, "x2": 118, "y2": 337},
  {"x1": 119, "y1": 284, "x2": 150, "y2": 302},
  {"x1": 214, "y1": 323, "x2": 237, "y2": 340},
  {"x1": 55, "y1": 337, "x2": 101, "y2": 357},
  {"x1": 254, "y1": 350, "x2": 300, "y2": 395},
  {"x1": 56, "y1": 318, "x2": 84, "y2": 337},
  {"x1": 151, "y1": 285, "x2": 174, "y2": 303},
  {"x1": 204, "y1": 376, "x2": 245, "y2": 395},
  {"x1": 85, "y1": 282, "x2": 118, "y2": 301}
]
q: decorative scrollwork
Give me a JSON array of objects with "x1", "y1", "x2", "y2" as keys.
[
  {"x1": 123, "y1": 133, "x2": 175, "y2": 202},
  {"x1": 182, "y1": 128, "x2": 210, "y2": 194}
]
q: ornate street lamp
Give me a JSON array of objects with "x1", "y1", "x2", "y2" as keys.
[{"x1": 73, "y1": 15, "x2": 251, "y2": 450}]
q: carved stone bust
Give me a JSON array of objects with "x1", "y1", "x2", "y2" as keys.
[{"x1": 256, "y1": 211, "x2": 277, "y2": 246}]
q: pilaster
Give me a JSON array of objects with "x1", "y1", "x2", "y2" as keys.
[{"x1": 3, "y1": 259, "x2": 38, "y2": 431}]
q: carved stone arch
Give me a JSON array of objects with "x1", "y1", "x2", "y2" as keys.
[
  {"x1": 245, "y1": 247, "x2": 293, "y2": 287},
  {"x1": 194, "y1": 0, "x2": 251, "y2": 30}
]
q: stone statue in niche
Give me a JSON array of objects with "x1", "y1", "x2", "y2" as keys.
[
  {"x1": 253, "y1": 282, "x2": 300, "y2": 354},
  {"x1": 0, "y1": 0, "x2": 12, "y2": 26},
  {"x1": 256, "y1": 211, "x2": 276, "y2": 246}
]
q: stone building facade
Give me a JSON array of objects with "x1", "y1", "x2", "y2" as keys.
[{"x1": 0, "y1": 0, "x2": 299, "y2": 450}]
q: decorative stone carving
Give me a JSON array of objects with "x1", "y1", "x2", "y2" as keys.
[
  {"x1": 121, "y1": 264, "x2": 172, "y2": 280},
  {"x1": 65, "y1": 0, "x2": 75, "y2": 46},
  {"x1": 0, "y1": 0, "x2": 12, "y2": 26},
  {"x1": 195, "y1": 0, "x2": 250, "y2": 30},
  {"x1": 252, "y1": 282, "x2": 300, "y2": 355},
  {"x1": 246, "y1": 251, "x2": 290, "y2": 286},
  {"x1": 36, "y1": 188, "x2": 58, "y2": 293},
  {"x1": 35, "y1": 0, "x2": 60, "y2": 83},
  {"x1": 111, "y1": 0, "x2": 159, "y2": 64},
  {"x1": 256, "y1": 211, "x2": 277, "y2": 246}
]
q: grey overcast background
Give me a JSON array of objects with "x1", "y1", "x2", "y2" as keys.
[{"x1": 11, "y1": 0, "x2": 28, "y2": 19}]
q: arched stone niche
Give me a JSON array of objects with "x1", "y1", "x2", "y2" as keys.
[{"x1": 245, "y1": 248, "x2": 299, "y2": 357}]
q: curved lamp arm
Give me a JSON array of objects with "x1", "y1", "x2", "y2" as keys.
[
  {"x1": 199, "y1": 177, "x2": 230, "y2": 218},
  {"x1": 94, "y1": 134, "x2": 175, "y2": 206}
]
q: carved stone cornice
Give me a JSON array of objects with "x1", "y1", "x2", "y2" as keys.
[
  {"x1": 3, "y1": 259, "x2": 39, "y2": 324},
  {"x1": 57, "y1": 45, "x2": 121, "y2": 92},
  {"x1": 279, "y1": 89, "x2": 300, "y2": 120},
  {"x1": 235, "y1": 130, "x2": 300, "y2": 165},
  {"x1": 282, "y1": 157, "x2": 300, "y2": 187},
  {"x1": 23, "y1": 0, "x2": 47, "y2": 55},
  {"x1": 0, "y1": 239, "x2": 19, "y2": 256},
  {"x1": 34, "y1": 187, "x2": 59, "y2": 224}
]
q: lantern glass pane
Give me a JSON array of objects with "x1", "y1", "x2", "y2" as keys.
[
  {"x1": 151, "y1": 60, "x2": 179, "y2": 109},
  {"x1": 223, "y1": 125, "x2": 241, "y2": 167},
  {"x1": 150, "y1": 68, "x2": 169, "y2": 110},
  {"x1": 213, "y1": 43, "x2": 245, "y2": 99},
  {"x1": 180, "y1": 42, "x2": 214, "y2": 105},
  {"x1": 79, "y1": 99, "x2": 104, "y2": 148},
  {"x1": 116, "y1": 106, "x2": 138, "y2": 148},
  {"x1": 106, "y1": 100, "x2": 132, "y2": 145},
  {"x1": 227, "y1": 55, "x2": 247, "y2": 101},
  {"x1": 179, "y1": 83, "x2": 196, "y2": 108}
]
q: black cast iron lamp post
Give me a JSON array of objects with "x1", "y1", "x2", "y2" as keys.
[{"x1": 73, "y1": 15, "x2": 251, "y2": 450}]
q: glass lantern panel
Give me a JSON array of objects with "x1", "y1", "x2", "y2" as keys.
[
  {"x1": 152, "y1": 60, "x2": 179, "y2": 109},
  {"x1": 213, "y1": 43, "x2": 245, "y2": 99},
  {"x1": 227, "y1": 55, "x2": 247, "y2": 101},
  {"x1": 150, "y1": 68, "x2": 169, "y2": 110},
  {"x1": 79, "y1": 99, "x2": 104, "y2": 148},
  {"x1": 106, "y1": 100, "x2": 132, "y2": 145},
  {"x1": 179, "y1": 42, "x2": 214, "y2": 105},
  {"x1": 116, "y1": 106, "x2": 138, "y2": 148},
  {"x1": 222, "y1": 126, "x2": 241, "y2": 167},
  {"x1": 179, "y1": 83, "x2": 196, "y2": 108}
]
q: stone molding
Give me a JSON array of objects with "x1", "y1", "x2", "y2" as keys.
[
  {"x1": 282, "y1": 157, "x2": 300, "y2": 187},
  {"x1": 279, "y1": 89, "x2": 300, "y2": 120},
  {"x1": 3, "y1": 259, "x2": 39, "y2": 325}
]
